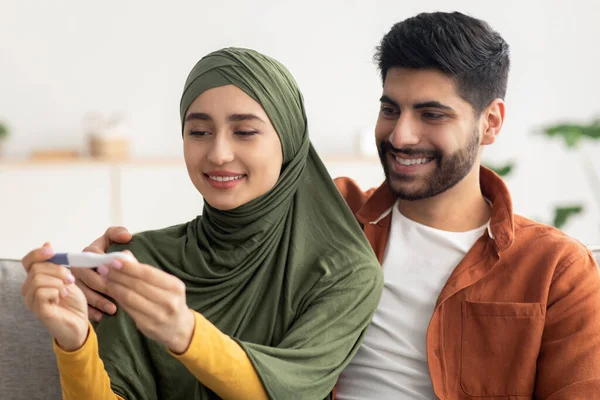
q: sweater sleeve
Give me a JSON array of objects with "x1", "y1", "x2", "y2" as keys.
[
  {"x1": 53, "y1": 322, "x2": 125, "y2": 400},
  {"x1": 168, "y1": 310, "x2": 268, "y2": 400}
]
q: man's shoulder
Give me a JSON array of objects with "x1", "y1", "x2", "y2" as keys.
[
  {"x1": 513, "y1": 214, "x2": 594, "y2": 268},
  {"x1": 334, "y1": 176, "x2": 378, "y2": 215}
]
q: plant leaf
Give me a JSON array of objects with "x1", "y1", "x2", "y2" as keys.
[
  {"x1": 484, "y1": 162, "x2": 514, "y2": 177},
  {"x1": 552, "y1": 205, "x2": 584, "y2": 229},
  {"x1": 0, "y1": 122, "x2": 8, "y2": 138},
  {"x1": 542, "y1": 121, "x2": 600, "y2": 148}
]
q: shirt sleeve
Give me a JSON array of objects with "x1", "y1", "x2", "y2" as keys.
[
  {"x1": 534, "y1": 249, "x2": 600, "y2": 398},
  {"x1": 168, "y1": 310, "x2": 269, "y2": 400},
  {"x1": 53, "y1": 322, "x2": 125, "y2": 400}
]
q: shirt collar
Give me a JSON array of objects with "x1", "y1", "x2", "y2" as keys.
[{"x1": 356, "y1": 166, "x2": 513, "y2": 251}]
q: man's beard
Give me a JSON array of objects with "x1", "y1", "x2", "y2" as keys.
[{"x1": 378, "y1": 128, "x2": 480, "y2": 201}]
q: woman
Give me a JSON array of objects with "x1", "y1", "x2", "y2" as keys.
[{"x1": 20, "y1": 47, "x2": 383, "y2": 399}]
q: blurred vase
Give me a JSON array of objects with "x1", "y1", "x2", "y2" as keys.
[{"x1": 83, "y1": 112, "x2": 131, "y2": 160}]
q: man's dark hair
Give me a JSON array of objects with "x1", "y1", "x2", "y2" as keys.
[{"x1": 375, "y1": 12, "x2": 510, "y2": 114}]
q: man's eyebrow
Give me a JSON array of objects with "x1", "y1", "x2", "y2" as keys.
[
  {"x1": 413, "y1": 101, "x2": 454, "y2": 111},
  {"x1": 379, "y1": 95, "x2": 399, "y2": 108},
  {"x1": 380, "y1": 96, "x2": 455, "y2": 112}
]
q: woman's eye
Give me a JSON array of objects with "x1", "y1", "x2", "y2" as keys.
[{"x1": 235, "y1": 131, "x2": 259, "y2": 137}]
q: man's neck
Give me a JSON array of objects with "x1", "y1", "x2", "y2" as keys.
[{"x1": 396, "y1": 168, "x2": 491, "y2": 232}]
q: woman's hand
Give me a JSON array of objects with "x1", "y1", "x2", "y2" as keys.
[
  {"x1": 21, "y1": 244, "x2": 89, "y2": 352},
  {"x1": 98, "y1": 255, "x2": 195, "y2": 354}
]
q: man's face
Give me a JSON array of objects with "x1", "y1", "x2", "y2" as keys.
[{"x1": 375, "y1": 68, "x2": 482, "y2": 201}]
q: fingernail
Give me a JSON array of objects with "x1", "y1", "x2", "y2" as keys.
[
  {"x1": 97, "y1": 265, "x2": 109, "y2": 276},
  {"x1": 41, "y1": 247, "x2": 54, "y2": 257},
  {"x1": 61, "y1": 287, "x2": 68, "y2": 297},
  {"x1": 65, "y1": 273, "x2": 75, "y2": 284},
  {"x1": 109, "y1": 259, "x2": 123, "y2": 269}
]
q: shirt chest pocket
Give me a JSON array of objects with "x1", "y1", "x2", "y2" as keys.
[{"x1": 460, "y1": 301, "x2": 546, "y2": 397}]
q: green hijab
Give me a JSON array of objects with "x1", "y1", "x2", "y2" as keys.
[{"x1": 97, "y1": 47, "x2": 383, "y2": 400}]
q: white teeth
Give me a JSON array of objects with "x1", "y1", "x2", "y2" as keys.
[
  {"x1": 395, "y1": 157, "x2": 432, "y2": 166},
  {"x1": 207, "y1": 175, "x2": 244, "y2": 182}
]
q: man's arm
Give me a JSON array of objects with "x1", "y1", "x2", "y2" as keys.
[
  {"x1": 535, "y1": 248, "x2": 600, "y2": 399},
  {"x1": 72, "y1": 226, "x2": 133, "y2": 321}
]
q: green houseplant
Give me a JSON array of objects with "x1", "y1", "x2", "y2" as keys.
[
  {"x1": 487, "y1": 117, "x2": 600, "y2": 231},
  {"x1": 0, "y1": 121, "x2": 9, "y2": 157},
  {"x1": 485, "y1": 160, "x2": 586, "y2": 230},
  {"x1": 0, "y1": 121, "x2": 8, "y2": 140},
  {"x1": 538, "y1": 118, "x2": 600, "y2": 229}
]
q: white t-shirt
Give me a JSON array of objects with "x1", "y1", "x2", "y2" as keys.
[{"x1": 336, "y1": 203, "x2": 488, "y2": 399}]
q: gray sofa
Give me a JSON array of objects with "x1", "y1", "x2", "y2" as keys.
[
  {"x1": 2, "y1": 247, "x2": 600, "y2": 399},
  {"x1": 1, "y1": 259, "x2": 62, "y2": 399}
]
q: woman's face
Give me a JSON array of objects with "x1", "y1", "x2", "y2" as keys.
[{"x1": 183, "y1": 85, "x2": 284, "y2": 210}]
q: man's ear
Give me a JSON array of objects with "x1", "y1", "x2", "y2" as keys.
[{"x1": 481, "y1": 99, "x2": 505, "y2": 145}]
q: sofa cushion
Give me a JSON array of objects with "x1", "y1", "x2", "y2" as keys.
[{"x1": 0, "y1": 260, "x2": 62, "y2": 399}]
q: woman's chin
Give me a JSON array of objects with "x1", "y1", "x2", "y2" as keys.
[
  {"x1": 201, "y1": 185, "x2": 271, "y2": 211},
  {"x1": 203, "y1": 195, "x2": 247, "y2": 211}
]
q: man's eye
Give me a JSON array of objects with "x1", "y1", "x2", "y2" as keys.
[
  {"x1": 189, "y1": 130, "x2": 208, "y2": 136},
  {"x1": 380, "y1": 106, "x2": 398, "y2": 116},
  {"x1": 424, "y1": 112, "x2": 445, "y2": 120}
]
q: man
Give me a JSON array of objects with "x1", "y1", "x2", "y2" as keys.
[{"x1": 74, "y1": 11, "x2": 600, "y2": 399}]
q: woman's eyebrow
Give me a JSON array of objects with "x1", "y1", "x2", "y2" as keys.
[
  {"x1": 227, "y1": 113, "x2": 265, "y2": 123},
  {"x1": 185, "y1": 112, "x2": 212, "y2": 122},
  {"x1": 185, "y1": 112, "x2": 265, "y2": 123}
]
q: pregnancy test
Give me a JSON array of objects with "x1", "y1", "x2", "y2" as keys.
[{"x1": 48, "y1": 252, "x2": 135, "y2": 268}]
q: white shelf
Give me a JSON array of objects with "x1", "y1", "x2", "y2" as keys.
[{"x1": 0, "y1": 157, "x2": 384, "y2": 259}]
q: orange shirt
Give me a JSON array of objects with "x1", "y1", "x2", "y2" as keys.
[{"x1": 334, "y1": 166, "x2": 600, "y2": 399}]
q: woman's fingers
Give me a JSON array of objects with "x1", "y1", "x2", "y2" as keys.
[
  {"x1": 100, "y1": 260, "x2": 183, "y2": 293},
  {"x1": 23, "y1": 272, "x2": 67, "y2": 300},
  {"x1": 106, "y1": 279, "x2": 160, "y2": 320},
  {"x1": 22, "y1": 263, "x2": 74, "y2": 298},
  {"x1": 26, "y1": 286, "x2": 62, "y2": 317},
  {"x1": 21, "y1": 246, "x2": 55, "y2": 272}
]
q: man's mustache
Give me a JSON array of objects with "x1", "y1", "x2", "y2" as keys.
[{"x1": 379, "y1": 141, "x2": 439, "y2": 158}]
